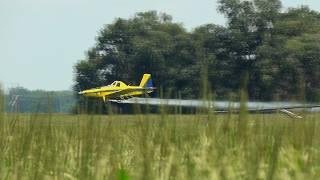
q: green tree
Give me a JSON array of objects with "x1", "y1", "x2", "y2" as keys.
[
  {"x1": 218, "y1": 0, "x2": 283, "y2": 99},
  {"x1": 74, "y1": 11, "x2": 201, "y2": 99},
  {"x1": 74, "y1": 4, "x2": 320, "y2": 106}
]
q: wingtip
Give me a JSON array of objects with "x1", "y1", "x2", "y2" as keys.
[{"x1": 78, "y1": 91, "x2": 84, "y2": 95}]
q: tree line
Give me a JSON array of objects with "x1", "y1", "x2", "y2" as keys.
[
  {"x1": 74, "y1": 0, "x2": 320, "y2": 102},
  {"x1": 4, "y1": 87, "x2": 75, "y2": 113}
]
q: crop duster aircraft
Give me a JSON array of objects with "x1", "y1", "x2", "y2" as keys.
[
  {"x1": 79, "y1": 74, "x2": 156, "y2": 102},
  {"x1": 78, "y1": 74, "x2": 320, "y2": 118}
]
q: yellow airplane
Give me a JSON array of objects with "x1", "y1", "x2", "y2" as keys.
[{"x1": 78, "y1": 74, "x2": 155, "y2": 102}]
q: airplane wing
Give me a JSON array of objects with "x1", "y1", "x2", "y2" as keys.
[
  {"x1": 113, "y1": 97, "x2": 320, "y2": 117},
  {"x1": 112, "y1": 97, "x2": 319, "y2": 109}
]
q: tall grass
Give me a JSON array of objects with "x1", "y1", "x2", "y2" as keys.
[
  {"x1": 0, "y1": 114, "x2": 320, "y2": 179},
  {"x1": 1, "y1": 85, "x2": 320, "y2": 179}
]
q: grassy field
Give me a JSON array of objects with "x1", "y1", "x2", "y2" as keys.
[{"x1": 1, "y1": 110, "x2": 320, "y2": 179}]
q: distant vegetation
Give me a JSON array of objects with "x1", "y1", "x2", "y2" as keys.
[
  {"x1": 4, "y1": 87, "x2": 75, "y2": 113},
  {"x1": 74, "y1": 0, "x2": 320, "y2": 102}
]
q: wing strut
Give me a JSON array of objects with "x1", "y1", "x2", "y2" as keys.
[{"x1": 280, "y1": 109, "x2": 303, "y2": 119}]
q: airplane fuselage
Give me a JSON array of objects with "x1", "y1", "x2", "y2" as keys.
[{"x1": 79, "y1": 74, "x2": 155, "y2": 102}]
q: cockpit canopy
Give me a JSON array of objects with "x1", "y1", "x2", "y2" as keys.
[{"x1": 109, "y1": 81, "x2": 126, "y2": 87}]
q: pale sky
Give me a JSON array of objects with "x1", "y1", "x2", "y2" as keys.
[{"x1": 1, "y1": 0, "x2": 319, "y2": 91}]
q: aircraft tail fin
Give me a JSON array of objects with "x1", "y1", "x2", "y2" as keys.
[{"x1": 139, "y1": 74, "x2": 153, "y2": 88}]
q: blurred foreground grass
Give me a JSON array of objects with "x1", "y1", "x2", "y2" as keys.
[{"x1": 1, "y1": 112, "x2": 320, "y2": 179}]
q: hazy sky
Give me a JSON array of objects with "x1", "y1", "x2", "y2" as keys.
[{"x1": 1, "y1": 0, "x2": 320, "y2": 91}]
